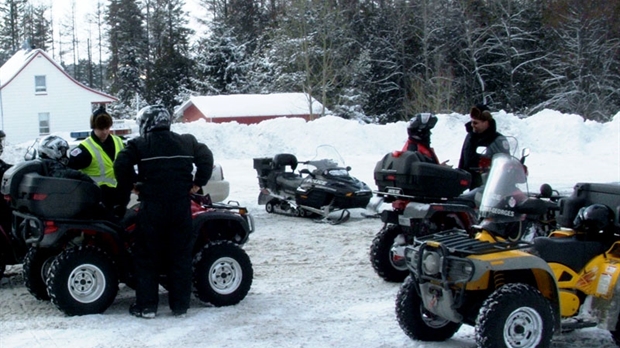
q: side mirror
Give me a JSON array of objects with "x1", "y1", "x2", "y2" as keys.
[
  {"x1": 346, "y1": 166, "x2": 351, "y2": 171},
  {"x1": 299, "y1": 168, "x2": 311, "y2": 175}
]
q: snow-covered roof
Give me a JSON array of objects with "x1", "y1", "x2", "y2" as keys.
[
  {"x1": 0, "y1": 48, "x2": 117, "y2": 101},
  {"x1": 174, "y1": 93, "x2": 325, "y2": 118}
]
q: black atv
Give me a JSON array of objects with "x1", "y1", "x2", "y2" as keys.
[
  {"x1": 1, "y1": 159, "x2": 255, "y2": 316},
  {"x1": 253, "y1": 145, "x2": 372, "y2": 224}
]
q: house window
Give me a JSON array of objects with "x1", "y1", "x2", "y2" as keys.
[
  {"x1": 39, "y1": 113, "x2": 50, "y2": 135},
  {"x1": 35, "y1": 75, "x2": 46, "y2": 93}
]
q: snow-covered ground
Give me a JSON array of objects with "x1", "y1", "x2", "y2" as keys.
[{"x1": 1, "y1": 109, "x2": 619, "y2": 347}]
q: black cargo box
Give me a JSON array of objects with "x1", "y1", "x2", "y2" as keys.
[
  {"x1": 374, "y1": 151, "x2": 471, "y2": 199},
  {"x1": 15, "y1": 173, "x2": 101, "y2": 219},
  {"x1": 2, "y1": 160, "x2": 46, "y2": 201},
  {"x1": 557, "y1": 183, "x2": 620, "y2": 228}
]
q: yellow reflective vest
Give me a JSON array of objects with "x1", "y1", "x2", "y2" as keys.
[{"x1": 80, "y1": 135, "x2": 124, "y2": 188}]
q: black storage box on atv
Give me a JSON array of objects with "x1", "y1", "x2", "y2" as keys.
[
  {"x1": 374, "y1": 151, "x2": 471, "y2": 199},
  {"x1": 2, "y1": 160, "x2": 101, "y2": 219},
  {"x1": 557, "y1": 182, "x2": 620, "y2": 228},
  {"x1": 253, "y1": 157, "x2": 273, "y2": 189}
]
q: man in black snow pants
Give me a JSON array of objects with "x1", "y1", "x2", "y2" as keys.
[{"x1": 114, "y1": 105, "x2": 213, "y2": 318}]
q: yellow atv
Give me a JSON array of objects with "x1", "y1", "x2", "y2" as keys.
[{"x1": 395, "y1": 152, "x2": 620, "y2": 348}]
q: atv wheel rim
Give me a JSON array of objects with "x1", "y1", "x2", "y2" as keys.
[
  {"x1": 67, "y1": 263, "x2": 106, "y2": 304},
  {"x1": 420, "y1": 304, "x2": 451, "y2": 328},
  {"x1": 209, "y1": 257, "x2": 242, "y2": 295},
  {"x1": 503, "y1": 307, "x2": 543, "y2": 348},
  {"x1": 389, "y1": 247, "x2": 407, "y2": 271}
]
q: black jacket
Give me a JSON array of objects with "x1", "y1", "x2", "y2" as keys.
[
  {"x1": 458, "y1": 119, "x2": 510, "y2": 188},
  {"x1": 114, "y1": 129, "x2": 213, "y2": 204}
]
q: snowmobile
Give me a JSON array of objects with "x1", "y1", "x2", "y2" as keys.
[
  {"x1": 253, "y1": 145, "x2": 372, "y2": 224},
  {"x1": 1, "y1": 159, "x2": 255, "y2": 316},
  {"x1": 395, "y1": 151, "x2": 620, "y2": 348}
]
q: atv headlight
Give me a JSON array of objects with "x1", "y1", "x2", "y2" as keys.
[
  {"x1": 421, "y1": 250, "x2": 442, "y2": 276},
  {"x1": 447, "y1": 259, "x2": 474, "y2": 283}
]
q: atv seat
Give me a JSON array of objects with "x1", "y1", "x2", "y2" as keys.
[{"x1": 532, "y1": 237, "x2": 606, "y2": 273}]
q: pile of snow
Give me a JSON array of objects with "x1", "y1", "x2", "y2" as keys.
[{"x1": 1, "y1": 109, "x2": 619, "y2": 348}]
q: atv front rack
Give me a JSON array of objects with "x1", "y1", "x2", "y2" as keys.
[{"x1": 415, "y1": 229, "x2": 533, "y2": 256}]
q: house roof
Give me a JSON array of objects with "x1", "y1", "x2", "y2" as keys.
[
  {"x1": 174, "y1": 93, "x2": 325, "y2": 118},
  {"x1": 0, "y1": 48, "x2": 117, "y2": 101}
]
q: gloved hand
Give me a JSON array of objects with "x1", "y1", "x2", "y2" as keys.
[{"x1": 113, "y1": 205, "x2": 126, "y2": 219}]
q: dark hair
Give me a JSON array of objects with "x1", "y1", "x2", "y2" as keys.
[
  {"x1": 90, "y1": 106, "x2": 113, "y2": 129},
  {"x1": 470, "y1": 104, "x2": 492, "y2": 121}
]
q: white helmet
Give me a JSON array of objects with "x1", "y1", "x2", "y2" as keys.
[{"x1": 38, "y1": 135, "x2": 70, "y2": 165}]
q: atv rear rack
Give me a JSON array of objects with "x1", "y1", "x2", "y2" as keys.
[{"x1": 415, "y1": 229, "x2": 533, "y2": 256}]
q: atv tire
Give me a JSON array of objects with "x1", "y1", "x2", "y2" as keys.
[
  {"x1": 370, "y1": 224, "x2": 408, "y2": 282},
  {"x1": 396, "y1": 275, "x2": 461, "y2": 341},
  {"x1": 476, "y1": 283, "x2": 554, "y2": 348},
  {"x1": 23, "y1": 247, "x2": 58, "y2": 301},
  {"x1": 47, "y1": 246, "x2": 118, "y2": 316},
  {"x1": 193, "y1": 240, "x2": 253, "y2": 306}
]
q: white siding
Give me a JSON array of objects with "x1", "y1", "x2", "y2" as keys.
[{"x1": 0, "y1": 51, "x2": 116, "y2": 144}]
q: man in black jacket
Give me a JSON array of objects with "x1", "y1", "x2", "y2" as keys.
[
  {"x1": 114, "y1": 105, "x2": 213, "y2": 318},
  {"x1": 458, "y1": 104, "x2": 510, "y2": 189}
]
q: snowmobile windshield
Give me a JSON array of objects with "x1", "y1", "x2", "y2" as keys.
[
  {"x1": 478, "y1": 153, "x2": 529, "y2": 225},
  {"x1": 304, "y1": 145, "x2": 348, "y2": 174}
]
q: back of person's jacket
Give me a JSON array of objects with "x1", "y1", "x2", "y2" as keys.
[{"x1": 114, "y1": 129, "x2": 213, "y2": 202}]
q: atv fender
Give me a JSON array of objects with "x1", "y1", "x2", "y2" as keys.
[
  {"x1": 37, "y1": 220, "x2": 124, "y2": 249},
  {"x1": 466, "y1": 251, "x2": 561, "y2": 329},
  {"x1": 192, "y1": 211, "x2": 252, "y2": 246},
  {"x1": 590, "y1": 266, "x2": 620, "y2": 331}
]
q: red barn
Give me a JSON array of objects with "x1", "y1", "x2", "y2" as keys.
[{"x1": 174, "y1": 93, "x2": 325, "y2": 124}]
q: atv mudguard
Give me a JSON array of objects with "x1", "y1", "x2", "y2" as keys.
[
  {"x1": 192, "y1": 210, "x2": 252, "y2": 246},
  {"x1": 591, "y1": 277, "x2": 620, "y2": 331}
]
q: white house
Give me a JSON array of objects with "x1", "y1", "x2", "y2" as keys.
[
  {"x1": 174, "y1": 93, "x2": 326, "y2": 125},
  {"x1": 0, "y1": 47, "x2": 117, "y2": 144}
]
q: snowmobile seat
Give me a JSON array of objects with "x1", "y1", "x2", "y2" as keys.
[
  {"x1": 273, "y1": 153, "x2": 299, "y2": 172},
  {"x1": 532, "y1": 236, "x2": 606, "y2": 273}
]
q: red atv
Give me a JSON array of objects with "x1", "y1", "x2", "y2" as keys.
[{"x1": 1, "y1": 159, "x2": 255, "y2": 316}]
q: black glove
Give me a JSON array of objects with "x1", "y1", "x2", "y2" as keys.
[{"x1": 113, "y1": 205, "x2": 126, "y2": 219}]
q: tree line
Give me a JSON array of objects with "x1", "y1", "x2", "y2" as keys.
[{"x1": 1, "y1": 0, "x2": 618, "y2": 123}]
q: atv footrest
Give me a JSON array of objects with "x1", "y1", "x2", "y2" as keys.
[{"x1": 415, "y1": 229, "x2": 533, "y2": 256}]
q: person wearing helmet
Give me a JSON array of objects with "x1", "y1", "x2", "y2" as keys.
[
  {"x1": 573, "y1": 204, "x2": 616, "y2": 244},
  {"x1": 458, "y1": 104, "x2": 511, "y2": 189},
  {"x1": 38, "y1": 135, "x2": 93, "y2": 183},
  {"x1": 68, "y1": 105, "x2": 125, "y2": 213},
  {"x1": 114, "y1": 105, "x2": 213, "y2": 319},
  {"x1": 401, "y1": 113, "x2": 440, "y2": 164}
]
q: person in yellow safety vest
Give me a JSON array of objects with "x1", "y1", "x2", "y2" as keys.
[{"x1": 68, "y1": 105, "x2": 125, "y2": 217}]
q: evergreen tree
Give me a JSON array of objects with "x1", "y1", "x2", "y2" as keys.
[
  {"x1": 0, "y1": 0, "x2": 27, "y2": 64},
  {"x1": 143, "y1": 0, "x2": 194, "y2": 110},
  {"x1": 106, "y1": 0, "x2": 147, "y2": 108}
]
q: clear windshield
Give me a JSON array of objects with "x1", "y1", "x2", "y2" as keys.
[
  {"x1": 304, "y1": 145, "x2": 347, "y2": 173},
  {"x1": 478, "y1": 153, "x2": 529, "y2": 223}
]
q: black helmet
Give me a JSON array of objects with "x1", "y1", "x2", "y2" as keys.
[
  {"x1": 38, "y1": 135, "x2": 70, "y2": 165},
  {"x1": 136, "y1": 105, "x2": 171, "y2": 136},
  {"x1": 407, "y1": 113, "x2": 437, "y2": 138},
  {"x1": 573, "y1": 204, "x2": 614, "y2": 234}
]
